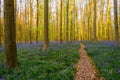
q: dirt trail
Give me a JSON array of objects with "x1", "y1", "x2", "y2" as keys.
[{"x1": 75, "y1": 43, "x2": 104, "y2": 80}]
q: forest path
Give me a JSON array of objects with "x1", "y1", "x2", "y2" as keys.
[{"x1": 75, "y1": 43, "x2": 104, "y2": 80}]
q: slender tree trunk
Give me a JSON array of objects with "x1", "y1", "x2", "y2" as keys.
[
  {"x1": 0, "y1": 0, "x2": 2, "y2": 47},
  {"x1": 66, "y1": 0, "x2": 69, "y2": 42},
  {"x1": 64, "y1": 7, "x2": 66, "y2": 41},
  {"x1": 4, "y1": 0, "x2": 17, "y2": 68},
  {"x1": 27, "y1": 3, "x2": 30, "y2": 43},
  {"x1": 30, "y1": 0, "x2": 33, "y2": 44},
  {"x1": 19, "y1": 0, "x2": 22, "y2": 43},
  {"x1": 60, "y1": 0, "x2": 62, "y2": 43},
  {"x1": 24, "y1": 0, "x2": 27, "y2": 43},
  {"x1": 70, "y1": 3, "x2": 73, "y2": 41},
  {"x1": 36, "y1": 0, "x2": 39, "y2": 43},
  {"x1": 73, "y1": 0, "x2": 76, "y2": 41},
  {"x1": 114, "y1": 0, "x2": 119, "y2": 46},
  {"x1": 56, "y1": 3, "x2": 59, "y2": 41},
  {"x1": 43, "y1": 0, "x2": 49, "y2": 50},
  {"x1": 87, "y1": 0, "x2": 91, "y2": 41},
  {"x1": 76, "y1": 9, "x2": 79, "y2": 40},
  {"x1": 86, "y1": 0, "x2": 89, "y2": 41},
  {"x1": 107, "y1": 0, "x2": 110, "y2": 41},
  {"x1": 70, "y1": 14, "x2": 73, "y2": 41},
  {"x1": 93, "y1": 0, "x2": 97, "y2": 42}
]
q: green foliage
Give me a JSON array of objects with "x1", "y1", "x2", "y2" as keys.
[
  {"x1": 85, "y1": 42, "x2": 120, "y2": 80},
  {"x1": 0, "y1": 43, "x2": 79, "y2": 80}
]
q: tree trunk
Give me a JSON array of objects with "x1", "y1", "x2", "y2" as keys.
[
  {"x1": 114, "y1": 0, "x2": 119, "y2": 46},
  {"x1": 70, "y1": 15, "x2": 73, "y2": 41},
  {"x1": 30, "y1": 0, "x2": 33, "y2": 44},
  {"x1": 56, "y1": 3, "x2": 59, "y2": 41},
  {"x1": 4, "y1": 0, "x2": 17, "y2": 68},
  {"x1": 107, "y1": 0, "x2": 110, "y2": 41},
  {"x1": 66, "y1": 0, "x2": 69, "y2": 42},
  {"x1": 0, "y1": 0, "x2": 2, "y2": 47},
  {"x1": 43, "y1": 0, "x2": 49, "y2": 50},
  {"x1": 73, "y1": 0, "x2": 76, "y2": 41},
  {"x1": 93, "y1": 0, "x2": 97, "y2": 42},
  {"x1": 87, "y1": 0, "x2": 91, "y2": 41},
  {"x1": 36, "y1": 0, "x2": 39, "y2": 43},
  {"x1": 60, "y1": 0, "x2": 62, "y2": 43},
  {"x1": 24, "y1": 0, "x2": 27, "y2": 43}
]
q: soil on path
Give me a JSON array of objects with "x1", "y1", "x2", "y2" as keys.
[{"x1": 75, "y1": 43, "x2": 104, "y2": 80}]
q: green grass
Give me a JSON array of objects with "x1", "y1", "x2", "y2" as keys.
[
  {"x1": 85, "y1": 42, "x2": 120, "y2": 80},
  {"x1": 0, "y1": 43, "x2": 79, "y2": 80}
]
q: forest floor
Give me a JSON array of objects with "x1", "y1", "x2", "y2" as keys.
[
  {"x1": 0, "y1": 41, "x2": 120, "y2": 80},
  {"x1": 84, "y1": 41, "x2": 120, "y2": 80},
  {"x1": 0, "y1": 42, "x2": 80, "y2": 80},
  {"x1": 75, "y1": 43, "x2": 104, "y2": 80}
]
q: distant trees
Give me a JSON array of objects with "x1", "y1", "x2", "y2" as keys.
[
  {"x1": 2, "y1": 0, "x2": 120, "y2": 70},
  {"x1": 4, "y1": 0, "x2": 17, "y2": 68},
  {"x1": 0, "y1": 0, "x2": 119, "y2": 49},
  {"x1": 43, "y1": 0, "x2": 49, "y2": 50},
  {"x1": 113, "y1": 0, "x2": 119, "y2": 46}
]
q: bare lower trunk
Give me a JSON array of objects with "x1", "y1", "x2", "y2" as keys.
[
  {"x1": 93, "y1": 0, "x2": 97, "y2": 42},
  {"x1": 0, "y1": 0, "x2": 2, "y2": 47},
  {"x1": 43, "y1": 0, "x2": 49, "y2": 50},
  {"x1": 60, "y1": 0, "x2": 62, "y2": 43},
  {"x1": 30, "y1": 0, "x2": 33, "y2": 44},
  {"x1": 114, "y1": 0, "x2": 119, "y2": 46},
  {"x1": 36, "y1": 0, "x2": 39, "y2": 43},
  {"x1": 4, "y1": 0, "x2": 17, "y2": 68},
  {"x1": 66, "y1": 0, "x2": 69, "y2": 42}
]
